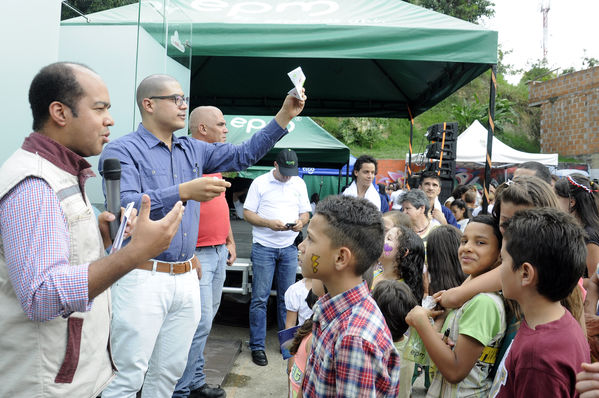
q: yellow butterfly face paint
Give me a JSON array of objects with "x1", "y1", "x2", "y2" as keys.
[{"x1": 311, "y1": 254, "x2": 320, "y2": 273}]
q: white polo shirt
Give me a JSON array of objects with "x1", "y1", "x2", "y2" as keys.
[{"x1": 244, "y1": 169, "x2": 311, "y2": 248}]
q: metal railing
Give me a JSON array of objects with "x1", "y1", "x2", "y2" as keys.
[{"x1": 222, "y1": 258, "x2": 303, "y2": 296}]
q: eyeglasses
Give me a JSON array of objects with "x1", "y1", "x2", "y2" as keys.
[{"x1": 148, "y1": 95, "x2": 189, "y2": 107}]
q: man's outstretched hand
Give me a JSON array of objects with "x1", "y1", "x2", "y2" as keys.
[
  {"x1": 128, "y1": 194, "x2": 184, "y2": 259},
  {"x1": 179, "y1": 177, "x2": 231, "y2": 203},
  {"x1": 275, "y1": 88, "x2": 307, "y2": 129}
]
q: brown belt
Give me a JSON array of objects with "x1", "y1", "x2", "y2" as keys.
[{"x1": 137, "y1": 256, "x2": 199, "y2": 275}]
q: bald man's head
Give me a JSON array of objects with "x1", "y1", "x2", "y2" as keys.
[
  {"x1": 189, "y1": 106, "x2": 219, "y2": 136},
  {"x1": 189, "y1": 106, "x2": 227, "y2": 143},
  {"x1": 136, "y1": 74, "x2": 179, "y2": 113}
]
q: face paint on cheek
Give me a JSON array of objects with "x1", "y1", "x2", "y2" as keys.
[
  {"x1": 311, "y1": 254, "x2": 320, "y2": 273},
  {"x1": 383, "y1": 244, "x2": 393, "y2": 256}
]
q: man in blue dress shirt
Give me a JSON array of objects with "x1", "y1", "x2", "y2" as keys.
[{"x1": 99, "y1": 74, "x2": 306, "y2": 398}]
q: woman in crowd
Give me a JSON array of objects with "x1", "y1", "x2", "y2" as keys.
[
  {"x1": 399, "y1": 189, "x2": 440, "y2": 244},
  {"x1": 554, "y1": 174, "x2": 599, "y2": 278}
]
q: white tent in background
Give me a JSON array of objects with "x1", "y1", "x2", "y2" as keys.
[{"x1": 456, "y1": 120, "x2": 558, "y2": 166}]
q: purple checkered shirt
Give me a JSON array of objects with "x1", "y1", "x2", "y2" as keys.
[
  {"x1": 302, "y1": 281, "x2": 400, "y2": 397},
  {"x1": 0, "y1": 133, "x2": 94, "y2": 322}
]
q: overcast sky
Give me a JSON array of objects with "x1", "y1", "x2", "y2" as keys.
[{"x1": 482, "y1": 0, "x2": 599, "y2": 84}]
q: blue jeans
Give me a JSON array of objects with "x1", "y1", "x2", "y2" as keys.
[
  {"x1": 172, "y1": 245, "x2": 228, "y2": 397},
  {"x1": 249, "y1": 242, "x2": 298, "y2": 351}
]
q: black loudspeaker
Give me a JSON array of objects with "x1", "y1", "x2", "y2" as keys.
[
  {"x1": 425, "y1": 141, "x2": 457, "y2": 160},
  {"x1": 426, "y1": 122, "x2": 458, "y2": 142},
  {"x1": 424, "y1": 122, "x2": 458, "y2": 185},
  {"x1": 424, "y1": 160, "x2": 456, "y2": 178},
  {"x1": 440, "y1": 179, "x2": 454, "y2": 204}
]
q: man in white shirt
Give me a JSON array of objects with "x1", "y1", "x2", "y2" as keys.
[
  {"x1": 243, "y1": 149, "x2": 311, "y2": 366},
  {"x1": 342, "y1": 155, "x2": 381, "y2": 210}
]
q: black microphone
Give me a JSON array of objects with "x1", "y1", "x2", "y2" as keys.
[{"x1": 102, "y1": 158, "x2": 121, "y2": 240}]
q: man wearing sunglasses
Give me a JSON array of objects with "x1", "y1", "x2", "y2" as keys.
[{"x1": 99, "y1": 74, "x2": 306, "y2": 398}]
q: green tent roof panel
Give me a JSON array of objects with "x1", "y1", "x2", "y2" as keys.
[{"x1": 64, "y1": 0, "x2": 497, "y2": 118}]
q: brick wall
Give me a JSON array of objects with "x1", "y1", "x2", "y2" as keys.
[{"x1": 528, "y1": 66, "x2": 599, "y2": 158}]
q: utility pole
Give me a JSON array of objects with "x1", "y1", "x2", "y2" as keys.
[{"x1": 541, "y1": 0, "x2": 551, "y2": 62}]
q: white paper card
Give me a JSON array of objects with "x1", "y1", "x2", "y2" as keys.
[
  {"x1": 288, "y1": 87, "x2": 301, "y2": 99},
  {"x1": 110, "y1": 201, "x2": 135, "y2": 254},
  {"x1": 287, "y1": 66, "x2": 306, "y2": 99}
]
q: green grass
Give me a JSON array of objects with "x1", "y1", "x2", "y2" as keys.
[
  {"x1": 558, "y1": 156, "x2": 580, "y2": 163},
  {"x1": 350, "y1": 119, "x2": 412, "y2": 158}
]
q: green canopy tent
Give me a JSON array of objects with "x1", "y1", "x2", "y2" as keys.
[
  {"x1": 64, "y1": 0, "x2": 497, "y2": 118},
  {"x1": 224, "y1": 115, "x2": 350, "y2": 198},
  {"x1": 64, "y1": 0, "x2": 499, "y2": 208}
]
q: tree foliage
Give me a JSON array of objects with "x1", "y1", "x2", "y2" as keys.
[
  {"x1": 451, "y1": 95, "x2": 517, "y2": 133},
  {"x1": 404, "y1": 0, "x2": 495, "y2": 23},
  {"x1": 61, "y1": 0, "x2": 138, "y2": 20},
  {"x1": 583, "y1": 56, "x2": 599, "y2": 69},
  {"x1": 329, "y1": 118, "x2": 391, "y2": 149},
  {"x1": 519, "y1": 59, "x2": 557, "y2": 84}
]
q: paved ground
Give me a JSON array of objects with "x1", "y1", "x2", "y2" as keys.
[{"x1": 208, "y1": 321, "x2": 426, "y2": 397}]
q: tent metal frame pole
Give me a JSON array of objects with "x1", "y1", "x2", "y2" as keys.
[
  {"x1": 345, "y1": 160, "x2": 349, "y2": 188},
  {"x1": 407, "y1": 106, "x2": 414, "y2": 188},
  {"x1": 482, "y1": 65, "x2": 497, "y2": 214},
  {"x1": 338, "y1": 168, "x2": 342, "y2": 194},
  {"x1": 61, "y1": 1, "x2": 90, "y2": 22}
]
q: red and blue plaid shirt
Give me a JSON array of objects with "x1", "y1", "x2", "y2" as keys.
[
  {"x1": 0, "y1": 133, "x2": 93, "y2": 322},
  {"x1": 302, "y1": 281, "x2": 400, "y2": 397}
]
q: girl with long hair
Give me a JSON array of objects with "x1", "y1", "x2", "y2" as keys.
[
  {"x1": 554, "y1": 174, "x2": 599, "y2": 278},
  {"x1": 373, "y1": 225, "x2": 425, "y2": 301},
  {"x1": 427, "y1": 225, "x2": 467, "y2": 296}
]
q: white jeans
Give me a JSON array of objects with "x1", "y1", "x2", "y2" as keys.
[{"x1": 101, "y1": 268, "x2": 201, "y2": 398}]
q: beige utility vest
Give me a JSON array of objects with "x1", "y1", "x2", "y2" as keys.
[{"x1": 0, "y1": 149, "x2": 114, "y2": 397}]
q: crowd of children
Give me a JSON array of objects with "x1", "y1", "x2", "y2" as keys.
[{"x1": 281, "y1": 162, "x2": 599, "y2": 398}]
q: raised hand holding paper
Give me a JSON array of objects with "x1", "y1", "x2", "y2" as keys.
[{"x1": 287, "y1": 66, "x2": 306, "y2": 99}]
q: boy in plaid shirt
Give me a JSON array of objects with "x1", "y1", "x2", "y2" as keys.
[{"x1": 299, "y1": 195, "x2": 400, "y2": 397}]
